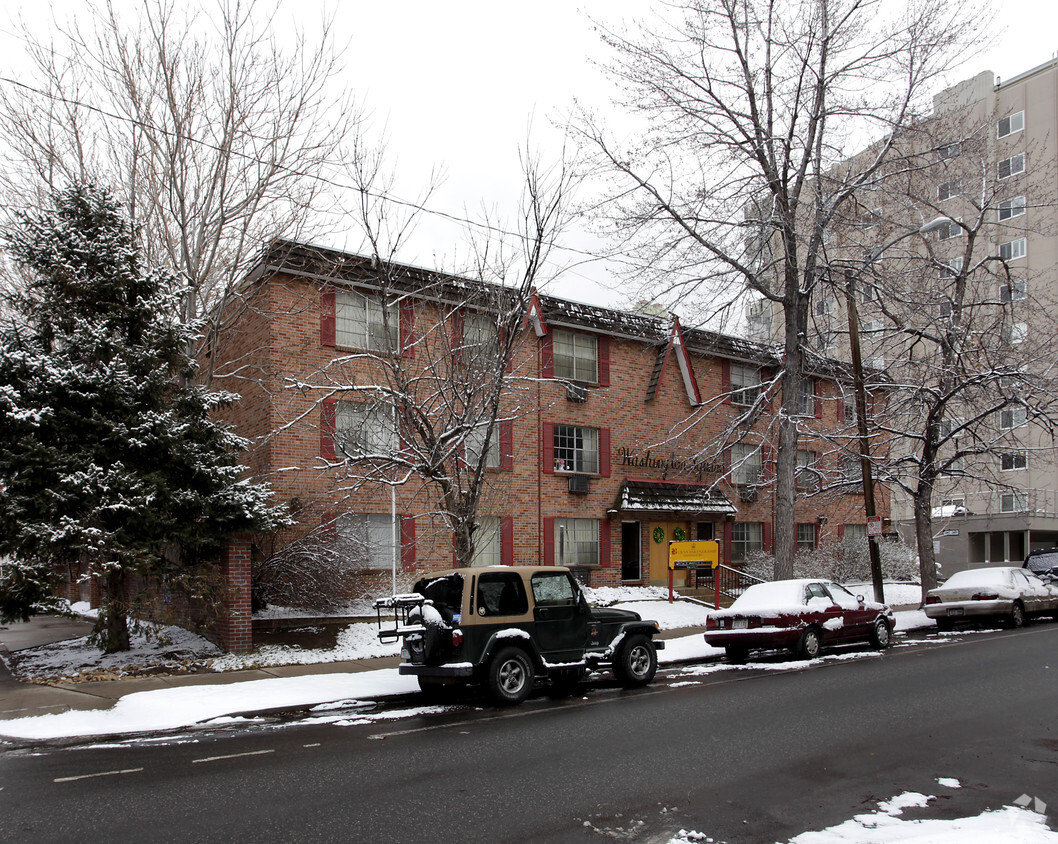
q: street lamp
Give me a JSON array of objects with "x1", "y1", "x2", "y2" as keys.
[{"x1": 841, "y1": 216, "x2": 951, "y2": 604}]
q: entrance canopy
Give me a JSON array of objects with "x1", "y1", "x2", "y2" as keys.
[{"x1": 609, "y1": 479, "x2": 737, "y2": 518}]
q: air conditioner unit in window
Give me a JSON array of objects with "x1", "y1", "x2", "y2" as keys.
[
  {"x1": 568, "y1": 474, "x2": 590, "y2": 495},
  {"x1": 566, "y1": 382, "x2": 588, "y2": 402}
]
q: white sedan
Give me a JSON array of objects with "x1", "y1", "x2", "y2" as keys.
[{"x1": 924, "y1": 566, "x2": 1058, "y2": 631}]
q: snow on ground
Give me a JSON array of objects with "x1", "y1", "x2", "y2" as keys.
[
  {"x1": 671, "y1": 782, "x2": 1058, "y2": 843},
  {"x1": 211, "y1": 622, "x2": 400, "y2": 671}
]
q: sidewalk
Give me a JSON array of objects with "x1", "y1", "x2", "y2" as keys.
[{"x1": 0, "y1": 615, "x2": 709, "y2": 731}]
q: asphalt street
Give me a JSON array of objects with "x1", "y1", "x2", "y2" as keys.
[{"x1": 1, "y1": 625, "x2": 1056, "y2": 842}]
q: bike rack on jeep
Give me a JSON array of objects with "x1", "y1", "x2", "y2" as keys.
[{"x1": 374, "y1": 593, "x2": 429, "y2": 643}]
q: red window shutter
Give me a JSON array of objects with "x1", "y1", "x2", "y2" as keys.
[
  {"x1": 598, "y1": 336, "x2": 610, "y2": 386},
  {"x1": 400, "y1": 300, "x2": 416, "y2": 358},
  {"x1": 401, "y1": 515, "x2": 416, "y2": 571},
  {"x1": 541, "y1": 333, "x2": 554, "y2": 378},
  {"x1": 501, "y1": 517, "x2": 514, "y2": 566},
  {"x1": 599, "y1": 428, "x2": 611, "y2": 477},
  {"x1": 543, "y1": 517, "x2": 555, "y2": 566},
  {"x1": 814, "y1": 379, "x2": 823, "y2": 418},
  {"x1": 320, "y1": 398, "x2": 337, "y2": 459},
  {"x1": 543, "y1": 422, "x2": 555, "y2": 474},
  {"x1": 320, "y1": 287, "x2": 336, "y2": 347},
  {"x1": 450, "y1": 309, "x2": 464, "y2": 353},
  {"x1": 499, "y1": 420, "x2": 514, "y2": 470},
  {"x1": 837, "y1": 524, "x2": 846, "y2": 540},
  {"x1": 321, "y1": 511, "x2": 337, "y2": 541},
  {"x1": 599, "y1": 520, "x2": 611, "y2": 567},
  {"x1": 763, "y1": 521, "x2": 774, "y2": 554},
  {"x1": 838, "y1": 394, "x2": 846, "y2": 422},
  {"x1": 721, "y1": 360, "x2": 731, "y2": 403}
]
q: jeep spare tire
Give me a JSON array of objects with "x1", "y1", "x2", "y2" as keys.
[
  {"x1": 487, "y1": 646, "x2": 534, "y2": 706},
  {"x1": 613, "y1": 634, "x2": 657, "y2": 687}
]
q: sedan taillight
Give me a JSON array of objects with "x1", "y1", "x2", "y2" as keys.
[
  {"x1": 971, "y1": 592, "x2": 999, "y2": 601},
  {"x1": 706, "y1": 617, "x2": 719, "y2": 629},
  {"x1": 925, "y1": 595, "x2": 941, "y2": 604}
]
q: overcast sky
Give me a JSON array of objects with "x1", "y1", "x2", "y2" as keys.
[{"x1": 3, "y1": 1, "x2": 1056, "y2": 309}]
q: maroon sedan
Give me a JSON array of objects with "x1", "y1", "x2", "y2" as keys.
[{"x1": 704, "y1": 578, "x2": 895, "y2": 662}]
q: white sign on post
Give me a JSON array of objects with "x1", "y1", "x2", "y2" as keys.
[{"x1": 866, "y1": 515, "x2": 882, "y2": 537}]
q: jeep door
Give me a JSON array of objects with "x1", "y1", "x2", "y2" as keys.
[{"x1": 530, "y1": 571, "x2": 587, "y2": 663}]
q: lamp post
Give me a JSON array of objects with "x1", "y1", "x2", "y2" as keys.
[{"x1": 841, "y1": 217, "x2": 951, "y2": 604}]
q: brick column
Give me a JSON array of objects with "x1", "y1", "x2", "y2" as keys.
[{"x1": 219, "y1": 535, "x2": 253, "y2": 653}]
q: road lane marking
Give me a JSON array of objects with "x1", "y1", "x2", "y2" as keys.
[
  {"x1": 303, "y1": 743, "x2": 321, "y2": 748},
  {"x1": 192, "y1": 749, "x2": 274, "y2": 764},
  {"x1": 54, "y1": 768, "x2": 144, "y2": 783}
]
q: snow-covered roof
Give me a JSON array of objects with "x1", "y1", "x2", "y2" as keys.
[{"x1": 609, "y1": 480, "x2": 736, "y2": 516}]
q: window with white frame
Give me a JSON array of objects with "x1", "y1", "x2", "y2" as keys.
[
  {"x1": 338, "y1": 513, "x2": 397, "y2": 570},
  {"x1": 1003, "y1": 321, "x2": 1028, "y2": 345},
  {"x1": 553, "y1": 424, "x2": 599, "y2": 474},
  {"x1": 936, "y1": 219, "x2": 961, "y2": 240},
  {"x1": 843, "y1": 523, "x2": 868, "y2": 544},
  {"x1": 842, "y1": 392, "x2": 857, "y2": 424},
  {"x1": 998, "y1": 111, "x2": 1024, "y2": 138},
  {"x1": 470, "y1": 517, "x2": 501, "y2": 567},
  {"x1": 998, "y1": 196, "x2": 1026, "y2": 221},
  {"x1": 998, "y1": 153, "x2": 1026, "y2": 180},
  {"x1": 937, "y1": 180, "x2": 961, "y2": 201},
  {"x1": 1001, "y1": 492, "x2": 1027, "y2": 513},
  {"x1": 938, "y1": 257, "x2": 963, "y2": 278},
  {"x1": 1001, "y1": 405, "x2": 1028, "y2": 429},
  {"x1": 732, "y1": 522, "x2": 763, "y2": 562},
  {"x1": 937, "y1": 141, "x2": 960, "y2": 161},
  {"x1": 553, "y1": 329, "x2": 598, "y2": 383},
  {"x1": 730, "y1": 363, "x2": 762, "y2": 406},
  {"x1": 941, "y1": 496, "x2": 966, "y2": 509},
  {"x1": 336, "y1": 401, "x2": 396, "y2": 457},
  {"x1": 999, "y1": 237, "x2": 1027, "y2": 261},
  {"x1": 796, "y1": 523, "x2": 817, "y2": 553},
  {"x1": 841, "y1": 454, "x2": 861, "y2": 485},
  {"x1": 814, "y1": 295, "x2": 834, "y2": 316},
  {"x1": 466, "y1": 423, "x2": 500, "y2": 469},
  {"x1": 938, "y1": 300, "x2": 954, "y2": 320},
  {"x1": 731, "y1": 444, "x2": 763, "y2": 486},
  {"x1": 1001, "y1": 450, "x2": 1027, "y2": 471},
  {"x1": 336, "y1": 290, "x2": 399, "y2": 351},
  {"x1": 554, "y1": 518, "x2": 600, "y2": 566},
  {"x1": 463, "y1": 311, "x2": 499, "y2": 352},
  {"x1": 1000, "y1": 278, "x2": 1027, "y2": 303},
  {"x1": 796, "y1": 450, "x2": 820, "y2": 492}
]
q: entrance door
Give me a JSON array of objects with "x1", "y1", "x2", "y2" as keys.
[
  {"x1": 648, "y1": 521, "x2": 691, "y2": 586},
  {"x1": 621, "y1": 522, "x2": 641, "y2": 581}
]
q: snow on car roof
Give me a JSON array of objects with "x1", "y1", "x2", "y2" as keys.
[
  {"x1": 728, "y1": 579, "x2": 817, "y2": 612},
  {"x1": 939, "y1": 567, "x2": 1015, "y2": 589}
]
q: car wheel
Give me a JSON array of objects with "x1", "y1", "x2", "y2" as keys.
[
  {"x1": 1009, "y1": 601, "x2": 1026, "y2": 629},
  {"x1": 487, "y1": 647, "x2": 534, "y2": 706},
  {"x1": 868, "y1": 618, "x2": 892, "y2": 649},
  {"x1": 613, "y1": 634, "x2": 658, "y2": 687},
  {"x1": 725, "y1": 645, "x2": 750, "y2": 664},
  {"x1": 795, "y1": 627, "x2": 822, "y2": 660}
]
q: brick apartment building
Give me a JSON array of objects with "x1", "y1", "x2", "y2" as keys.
[{"x1": 214, "y1": 240, "x2": 884, "y2": 607}]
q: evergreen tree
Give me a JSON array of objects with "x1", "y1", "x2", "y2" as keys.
[{"x1": 0, "y1": 184, "x2": 282, "y2": 652}]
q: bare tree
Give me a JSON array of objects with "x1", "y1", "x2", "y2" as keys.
[
  {"x1": 0, "y1": 0, "x2": 359, "y2": 376},
  {"x1": 574, "y1": 0, "x2": 985, "y2": 578}
]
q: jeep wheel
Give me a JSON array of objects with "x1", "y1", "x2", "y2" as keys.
[
  {"x1": 487, "y1": 647, "x2": 534, "y2": 706},
  {"x1": 614, "y1": 634, "x2": 658, "y2": 687}
]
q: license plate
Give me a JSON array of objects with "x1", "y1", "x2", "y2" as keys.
[
  {"x1": 947, "y1": 607, "x2": 964, "y2": 617},
  {"x1": 733, "y1": 618, "x2": 748, "y2": 629}
]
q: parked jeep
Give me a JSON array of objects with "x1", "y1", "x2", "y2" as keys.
[{"x1": 375, "y1": 565, "x2": 664, "y2": 706}]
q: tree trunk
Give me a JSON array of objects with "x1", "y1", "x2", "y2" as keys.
[
  {"x1": 95, "y1": 567, "x2": 131, "y2": 653},
  {"x1": 913, "y1": 488, "x2": 939, "y2": 604}
]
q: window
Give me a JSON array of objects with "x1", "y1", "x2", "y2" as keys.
[
  {"x1": 797, "y1": 523, "x2": 817, "y2": 553},
  {"x1": 814, "y1": 296, "x2": 834, "y2": 316},
  {"x1": 1003, "y1": 321, "x2": 1027, "y2": 345},
  {"x1": 553, "y1": 425, "x2": 599, "y2": 474},
  {"x1": 470, "y1": 517, "x2": 502, "y2": 567},
  {"x1": 1001, "y1": 450, "x2": 1027, "y2": 471},
  {"x1": 842, "y1": 393, "x2": 857, "y2": 424},
  {"x1": 475, "y1": 570, "x2": 528, "y2": 616},
  {"x1": 466, "y1": 424, "x2": 500, "y2": 469},
  {"x1": 1001, "y1": 405, "x2": 1027, "y2": 429},
  {"x1": 998, "y1": 111, "x2": 1024, "y2": 138},
  {"x1": 335, "y1": 290, "x2": 398, "y2": 351},
  {"x1": 841, "y1": 454, "x2": 861, "y2": 485},
  {"x1": 554, "y1": 518, "x2": 600, "y2": 566},
  {"x1": 999, "y1": 238, "x2": 1027, "y2": 261},
  {"x1": 796, "y1": 450, "x2": 820, "y2": 493},
  {"x1": 941, "y1": 497, "x2": 966, "y2": 509},
  {"x1": 461, "y1": 311, "x2": 499, "y2": 357},
  {"x1": 1000, "y1": 278, "x2": 1027, "y2": 303},
  {"x1": 998, "y1": 153, "x2": 1025, "y2": 180},
  {"x1": 843, "y1": 523, "x2": 867, "y2": 544},
  {"x1": 937, "y1": 141, "x2": 960, "y2": 161},
  {"x1": 553, "y1": 329, "x2": 598, "y2": 383},
  {"x1": 797, "y1": 379, "x2": 816, "y2": 416},
  {"x1": 732, "y1": 522, "x2": 763, "y2": 562},
  {"x1": 338, "y1": 513, "x2": 396, "y2": 570},
  {"x1": 938, "y1": 257, "x2": 963, "y2": 278},
  {"x1": 938, "y1": 300, "x2": 953, "y2": 320},
  {"x1": 336, "y1": 401, "x2": 396, "y2": 457},
  {"x1": 937, "y1": 181, "x2": 961, "y2": 201},
  {"x1": 1001, "y1": 492, "x2": 1027, "y2": 513},
  {"x1": 532, "y1": 570, "x2": 580, "y2": 605},
  {"x1": 730, "y1": 364, "x2": 762, "y2": 406},
  {"x1": 731, "y1": 444, "x2": 763, "y2": 486},
  {"x1": 936, "y1": 219, "x2": 961, "y2": 240},
  {"x1": 998, "y1": 196, "x2": 1026, "y2": 221}
]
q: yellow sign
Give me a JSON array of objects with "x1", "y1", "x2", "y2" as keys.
[{"x1": 668, "y1": 540, "x2": 719, "y2": 570}]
